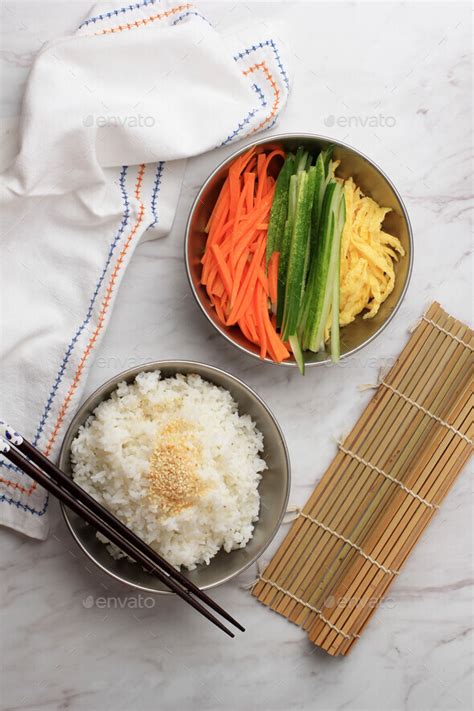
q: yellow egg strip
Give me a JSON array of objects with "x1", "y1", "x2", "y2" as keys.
[{"x1": 325, "y1": 172, "x2": 405, "y2": 341}]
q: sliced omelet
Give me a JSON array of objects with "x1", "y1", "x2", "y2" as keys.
[{"x1": 325, "y1": 170, "x2": 405, "y2": 341}]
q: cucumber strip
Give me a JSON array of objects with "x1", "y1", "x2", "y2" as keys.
[
  {"x1": 276, "y1": 174, "x2": 298, "y2": 329},
  {"x1": 330, "y1": 196, "x2": 345, "y2": 362},
  {"x1": 289, "y1": 333, "x2": 305, "y2": 375},
  {"x1": 282, "y1": 169, "x2": 315, "y2": 340},
  {"x1": 306, "y1": 147, "x2": 335, "y2": 283},
  {"x1": 308, "y1": 154, "x2": 325, "y2": 260},
  {"x1": 295, "y1": 146, "x2": 309, "y2": 174},
  {"x1": 302, "y1": 165, "x2": 317, "y2": 286},
  {"x1": 311, "y1": 183, "x2": 345, "y2": 353},
  {"x1": 276, "y1": 218, "x2": 292, "y2": 328},
  {"x1": 300, "y1": 181, "x2": 337, "y2": 349},
  {"x1": 266, "y1": 155, "x2": 295, "y2": 265},
  {"x1": 322, "y1": 143, "x2": 334, "y2": 173},
  {"x1": 311, "y1": 208, "x2": 337, "y2": 352}
]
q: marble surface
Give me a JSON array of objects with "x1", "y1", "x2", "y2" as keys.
[{"x1": 1, "y1": 1, "x2": 472, "y2": 710}]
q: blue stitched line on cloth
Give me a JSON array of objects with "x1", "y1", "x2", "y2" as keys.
[
  {"x1": 234, "y1": 39, "x2": 290, "y2": 89},
  {"x1": 0, "y1": 491, "x2": 50, "y2": 516},
  {"x1": 147, "y1": 162, "x2": 165, "y2": 230},
  {"x1": 172, "y1": 10, "x2": 212, "y2": 27},
  {"x1": 78, "y1": 0, "x2": 157, "y2": 29},
  {"x1": 219, "y1": 83, "x2": 266, "y2": 146},
  {"x1": 252, "y1": 83, "x2": 267, "y2": 107},
  {"x1": 0, "y1": 166, "x2": 131, "y2": 514}
]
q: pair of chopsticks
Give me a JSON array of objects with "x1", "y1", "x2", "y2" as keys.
[{"x1": 0, "y1": 421, "x2": 244, "y2": 637}]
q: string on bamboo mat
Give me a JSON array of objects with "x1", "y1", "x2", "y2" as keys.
[
  {"x1": 411, "y1": 314, "x2": 474, "y2": 351},
  {"x1": 336, "y1": 440, "x2": 439, "y2": 508},
  {"x1": 258, "y1": 576, "x2": 360, "y2": 640},
  {"x1": 378, "y1": 381, "x2": 474, "y2": 445},
  {"x1": 251, "y1": 303, "x2": 473, "y2": 656},
  {"x1": 298, "y1": 512, "x2": 399, "y2": 575}
]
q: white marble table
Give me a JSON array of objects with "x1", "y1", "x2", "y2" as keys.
[{"x1": 1, "y1": 2, "x2": 472, "y2": 710}]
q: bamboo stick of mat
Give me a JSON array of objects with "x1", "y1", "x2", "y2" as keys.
[{"x1": 252, "y1": 303, "x2": 473, "y2": 655}]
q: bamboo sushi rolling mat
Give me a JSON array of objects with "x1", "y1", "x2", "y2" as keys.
[{"x1": 252, "y1": 302, "x2": 473, "y2": 656}]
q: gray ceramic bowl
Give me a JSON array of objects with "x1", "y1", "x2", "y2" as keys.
[
  {"x1": 185, "y1": 133, "x2": 413, "y2": 366},
  {"x1": 59, "y1": 361, "x2": 290, "y2": 593}
]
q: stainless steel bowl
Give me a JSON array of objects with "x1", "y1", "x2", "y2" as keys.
[
  {"x1": 59, "y1": 361, "x2": 290, "y2": 593},
  {"x1": 185, "y1": 133, "x2": 413, "y2": 366}
]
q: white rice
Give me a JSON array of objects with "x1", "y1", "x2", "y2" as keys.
[{"x1": 71, "y1": 371, "x2": 266, "y2": 570}]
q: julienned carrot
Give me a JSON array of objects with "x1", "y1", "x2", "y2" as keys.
[
  {"x1": 245, "y1": 313, "x2": 258, "y2": 342},
  {"x1": 211, "y1": 278, "x2": 224, "y2": 299},
  {"x1": 262, "y1": 305, "x2": 290, "y2": 362},
  {"x1": 227, "y1": 237, "x2": 266, "y2": 325},
  {"x1": 254, "y1": 283, "x2": 267, "y2": 358},
  {"x1": 244, "y1": 172, "x2": 255, "y2": 213},
  {"x1": 205, "y1": 177, "x2": 229, "y2": 234},
  {"x1": 201, "y1": 146, "x2": 291, "y2": 363},
  {"x1": 257, "y1": 267, "x2": 269, "y2": 296},
  {"x1": 256, "y1": 150, "x2": 285, "y2": 203},
  {"x1": 211, "y1": 244, "x2": 233, "y2": 296},
  {"x1": 238, "y1": 317, "x2": 253, "y2": 343}
]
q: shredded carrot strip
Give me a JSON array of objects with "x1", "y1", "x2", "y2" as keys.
[
  {"x1": 257, "y1": 267, "x2": 269, "y2": 296},
  {"x1": 205, "y1": 178, "x2": 229, "y2": 233},
  {"x1": 211, "y1": 243, "x2": 233, "y2": 296},
  {"x1": 254, "y1": 283, "x2": 267, "y2": 359},
  {"x1": 256, "y1": 150, "x2": 285, "y2": 203},
  {"x1": 246, "y1": 313, "x2": 258, "y2": 342},
  {"x1": 238, "y1": 317, "x2": 253, "y2": 343},
  {"x1": 244, "y1": 172, "x2": 255, "y2": 214},
  {"x1": 268, "y1": 251, "x2": 280, "y2": 305},
  {"x1": 227, "y1": 237, "x2": 266, "y2": 325},
  {"x1": 214, "y1": 297, "x2": 226, "y2": 325},
  {"x1": 262, "y1": 306, "x2": 290, "y2": 362}
]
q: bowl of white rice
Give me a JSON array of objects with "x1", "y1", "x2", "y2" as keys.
[{"x1": 59, "y1": 361, "x2": 290, "y2": 593}]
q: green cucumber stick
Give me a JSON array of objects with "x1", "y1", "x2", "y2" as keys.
[
  {"x1": 282, "y1": 165, "x2": 316, "y2": 343},
  {"x1": 294, "y1": 146, "x2": 309, "y2": 173},
  {"x1": 311, "y1": 182, "x2": 345, "y2": 353},
  {"x1": 308, "y1": 154, "x2": 325, "y2": 258},
  {"x1": 289, "y1": 333, "x2": 305, "y2": 375},
  {"x1": 265, "y1": 154, "x2": 295, "y2": 266},
  {"x1": 289, "y1": 165, "x2": 317, "y2": 373},
  {"x1": 276, "y1": 174, "x2": 298, "y2": 329},
  {"x1": 322, "y1": 143, "x2": 334, "y2": 173},
  {"x1": 282, "y1": 170, "x2": 309, "y2": 340},
  {"x1": 330, "y1": 196, "x2": 346, "y2": 362},
  {"x1": 301, "y1": 181, "x2": 337, "y2": 350},
  {"x1": 302, "y1": 165, "x2": 317, "y2": 285}
]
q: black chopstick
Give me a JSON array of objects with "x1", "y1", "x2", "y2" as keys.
[
  {"x1": 17, "y1": 435, "x2": 244, "y2": 633},
  {"x1": 0, "y1": 435, "x2": 243, "y2": 637}
]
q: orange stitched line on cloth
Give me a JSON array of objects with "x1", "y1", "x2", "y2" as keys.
[
  {"x1": 43, "y1": 164, "x2": 146, "y2": 456},
  {"x1": 0, "y1": 165, "x2": 147, "y2": 495},
  {"x1": 242, "y1": 61, "x2": 280, "y2": 133},
  {"x1": 95, "y1": 3, "x2": 193, "y2": 34},
  {"x1": 0, "y1": 475, "x2": 34, "y2": 495}
]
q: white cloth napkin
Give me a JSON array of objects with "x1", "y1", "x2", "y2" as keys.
[{"x1": 0, "y1": 0, "x2": 290, "y2": 539}]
